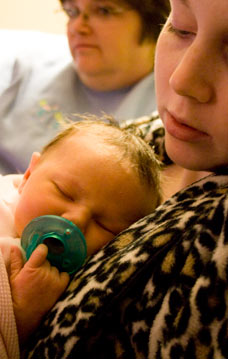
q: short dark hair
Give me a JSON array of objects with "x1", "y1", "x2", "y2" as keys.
[
  {"x1": 123, "y1": 0, "x2": 170, "y2": 41},
  {"x1": 59, "y1": 0, "x2": 170, "y2": 42}
]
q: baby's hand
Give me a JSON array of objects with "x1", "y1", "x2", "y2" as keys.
[{"x1": 10, "y1": 244, "x2": 70, "y2": 345}]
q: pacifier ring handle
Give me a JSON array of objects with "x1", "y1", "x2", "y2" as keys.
[{"x1": 21, "y1": 215, "x2": 87, "y2": 274}]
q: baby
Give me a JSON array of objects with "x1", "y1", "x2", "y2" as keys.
[{"x1": 0, "y1": 118, "x2": 161, "y2": 352}]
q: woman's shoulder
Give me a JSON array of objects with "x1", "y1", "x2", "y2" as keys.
[{"x1": 122, "y1": 111, "x2": 172, "y2": 165}]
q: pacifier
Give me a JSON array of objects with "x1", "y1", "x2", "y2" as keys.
[{"x1": 21, "y1": 215, "x2": 87, "y2": 274}]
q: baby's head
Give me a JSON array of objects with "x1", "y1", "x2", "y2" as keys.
[{"x1": 15, "y1": 117, "x2": 161, "y2": 255}]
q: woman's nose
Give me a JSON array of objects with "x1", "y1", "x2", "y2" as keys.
[
  {"x1": 68, "y1": 12, "x2": 92, "y2": 35},
  {"x1": 62, "y1": 206, "x2": 91, "y2": 235},
  {"x1": 169, "y1": 41, "x2": 214, "y2": 103}
]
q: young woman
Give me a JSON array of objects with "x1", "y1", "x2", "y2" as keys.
[{"x1": 23, "y1": 0, "x2": 228, "y2": 358}]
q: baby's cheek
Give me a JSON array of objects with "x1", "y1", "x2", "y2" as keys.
[
  {"x1": 14, "y1": 207, "x2": 22, "y2": 237},
  {"x1": 14, "y1": 203, "x2": 29, "y2": 237},
  {"x1": 14, "y1": 196, "x2": 41, "y2": 237},
  {"x1": 86, "y1": 231, "x2": 115, "y2": 256}
]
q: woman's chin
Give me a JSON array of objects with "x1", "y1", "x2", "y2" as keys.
[{"x1": 165, "y1": 138, "x2": 205, "y2": 171}]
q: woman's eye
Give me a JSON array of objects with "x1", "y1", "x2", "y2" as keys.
[
  {"x1": 62, "y1": 2, "x2": 125, "y2": 19},
  {"x1": 166, "y1": 22, "x2": 194, "y2": 38},
  {"x1": 62, "y1": 2, "x2": 79, "y2": 18},
  {"x1": 64, "y1": 8, "x2": 77, "y2": 18},
  {"x1": 95, "y1": 6, "x2": 118, "y2": 16}
]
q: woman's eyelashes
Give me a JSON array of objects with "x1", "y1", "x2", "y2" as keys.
[
  {"x1": 92, "y1": 4, "x2": 123, "y2": 17},
  {"x1": 166, "y1": 21, "x2": 195, "y2": 39},
  {"x1": 63, "y1": 2, "x2": 126, "y2": 19}
]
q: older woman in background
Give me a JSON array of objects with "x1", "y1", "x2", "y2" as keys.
[{"x1": 0, "y1": 0, "x2": 169, "y2": 174}]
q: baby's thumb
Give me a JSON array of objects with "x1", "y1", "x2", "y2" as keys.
[
  {"x1": 10, "y1": 246, "x2": 24, "y2": 278},
  {"x1": 26, "y1": 244, "x2": 48, "y2": 268}
]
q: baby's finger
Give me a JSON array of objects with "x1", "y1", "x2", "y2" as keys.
[
  {"x1": 26, "y1": 244, "x2": 49, "y2": 268},
  {"x1": 10, "y1": 246, "x2": 24, "y2": 278}
]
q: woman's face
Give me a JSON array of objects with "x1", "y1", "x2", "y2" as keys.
[
  {"x1": 64, "y1": 0, "x2": 155, "y2": 90},
  {"x1": 155, "y1": 0, "x2": 228, "y2": 171}
]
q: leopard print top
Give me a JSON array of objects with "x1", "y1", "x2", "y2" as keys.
[{"x1": 23, "y1": 113, "x2": 228, "y2": 359}]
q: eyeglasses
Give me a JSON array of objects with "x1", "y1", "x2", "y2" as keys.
[{"x1": 62, "y1": 1, "x2": 129, "y2": 20}]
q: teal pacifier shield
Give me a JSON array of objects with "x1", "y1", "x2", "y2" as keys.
[{"x1": 21, "y1": 215, "x2": 87, "y2": 274}]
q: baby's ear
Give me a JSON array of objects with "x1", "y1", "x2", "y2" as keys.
[{"x1": 18, "y1": 152, "x2": 41, "y2": 194}]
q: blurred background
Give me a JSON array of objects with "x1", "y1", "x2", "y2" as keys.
[{"x1": 0, "y1": 0, "x2": 67, "y2": 34}]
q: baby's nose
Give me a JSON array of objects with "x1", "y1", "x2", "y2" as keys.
[{"x1": 62, "y1": 206, "x2": 91, "y2": 235}]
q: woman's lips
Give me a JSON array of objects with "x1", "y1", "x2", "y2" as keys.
[
  {"x1": 164, "y1": 111, "x2": 209, "y2": 142},
  {"x1": 74, "y1": 43, "x2": 98, "y2": 51},
  {"x1": 76, "y1": 44, "x2": 96, "y2": 49}
]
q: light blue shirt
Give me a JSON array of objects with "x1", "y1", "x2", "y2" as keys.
[{"x1": 0, "y1": 30, "x2": 156, "y2": 174}]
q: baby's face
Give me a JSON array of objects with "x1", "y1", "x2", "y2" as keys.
[{"x1": 14, "y1": 132, "x2": 154, "y2": 256}]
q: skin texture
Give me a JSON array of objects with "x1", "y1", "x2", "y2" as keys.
[
  {"x1": 155, "y1": 0, "x2": 228, "y2": 172},
  {"x1": 10, "y1": 245, "x2": 69, "y2": 345},
  {"x1": 14, "y1": 131, "x2": 154, "y2": 255},
  {"x1": 66, "y1": 0, "x2": 155, "y2": 90},
  {"x1": 11, "y1": 130, "x2": 156, "y2": 344}
]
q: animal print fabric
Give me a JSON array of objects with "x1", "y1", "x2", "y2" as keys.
[{"x1": 23, "y1": 113, "x2": 228, "y2": 359}]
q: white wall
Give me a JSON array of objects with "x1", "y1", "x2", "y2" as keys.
[{"x1": 0, "y1": 0, "x2": 67, "y2": 34}]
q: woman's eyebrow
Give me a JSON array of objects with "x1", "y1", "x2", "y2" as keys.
[
  {"x1": 93, "y1": 0, "x2": 110, "y2": 2},
  {"x1": 182, "y1": 0, "x2": 190, "y2": 6},
  {"x1": 93, "y1": 0, "x2": 120, "y2": 4},
  {"x1": 176, "y1": 0, "x2": 190, "y2": 7}
]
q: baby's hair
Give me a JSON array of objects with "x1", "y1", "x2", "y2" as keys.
[{"x1": 41, "y1": 114, "x2": 162, "y2": 209}]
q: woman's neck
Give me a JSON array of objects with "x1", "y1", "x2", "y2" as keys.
[
  {"x1": 161, "y1": 164, "x2": 211, "y2": 202},
  {"x1": 79, "y1": 68, "x2": 153, "y2": 92}
]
